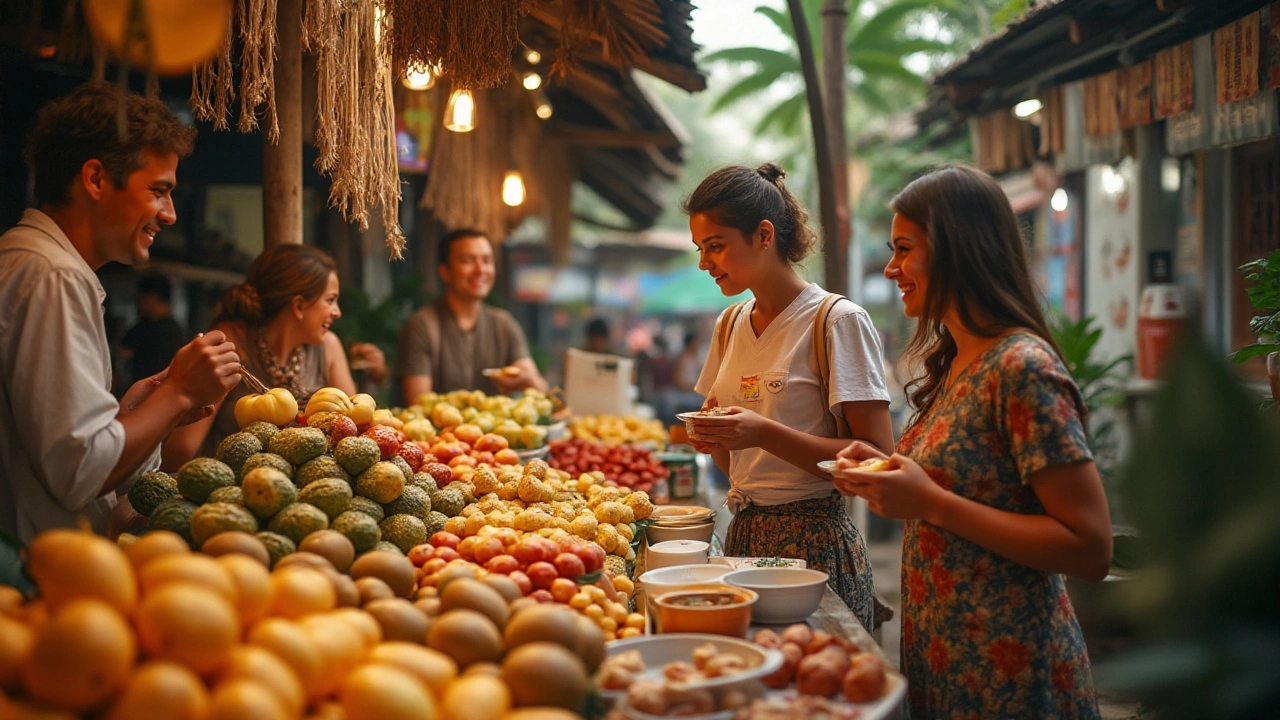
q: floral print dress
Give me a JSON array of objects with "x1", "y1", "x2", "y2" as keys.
[{"x1": 897, "y1": 333, "x2": 1101, "y2": 720}]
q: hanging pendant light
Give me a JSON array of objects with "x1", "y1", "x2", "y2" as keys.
[
  {"x1": 522, "y1": 72, "x2": 542, "y2": 90},
  {"x1": 502, "y1": 170, "x2": 526, "y2": 207},
  {"x1": 444, "y1": 88, "x2": 476, "y2": 132},
  {"x1": 403, "y1": 64, "x2": 435, "y2": 91}
]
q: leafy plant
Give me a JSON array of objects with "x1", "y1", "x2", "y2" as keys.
[
  {"x1": 1230, "y1": 248, "x2": 1280, "y2": 363},
  {"x1": 1050, "y1": 314, "x2": 1132, "y2": 483}
]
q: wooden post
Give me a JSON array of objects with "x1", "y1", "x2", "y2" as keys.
[
  {"x1": 263, "y1": 0, "x2": 303, "y2": 248},
  {"x1": 787, "y1": 0, "x2": 843, "y2": 295},
  {"x1": 821, "y1": 0, "x2": 850, "y2": 298}
]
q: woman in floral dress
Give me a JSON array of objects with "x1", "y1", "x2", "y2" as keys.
[{"x1": 834, "y1": 165, "x2": 1112, "y2": 719}]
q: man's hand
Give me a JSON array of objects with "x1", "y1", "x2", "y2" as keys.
[
  {"x1": 164, "y1": 331, "x2": 241, "y2": 409},
  {"x1": 119, "y1": 368, "x2": 214, "y2": 425},
  {"x1": 349, "y1": 342, "x2": 388, "y2": 384},
  {"x1": 492, "y1": 365, "x2": 532, "y2": 395}
]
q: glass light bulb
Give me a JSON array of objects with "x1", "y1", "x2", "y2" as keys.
[
  {"x1": 502, "y1": 170, "x2": 526, "y2": 207},
  {"x1": 522, "y1": 72, "x2": 542, "y2": 90},
  {"x1": 536, "y1": 103, "x2": 553, "y2": 120},
  {"x1": 1013, "y1": 99, "x2": 1042, "y2": 119},
  {"x1": 526, "y1": 49, "x2": 542, "y2": 64},
  {"x1": 1050, "y1": 188, "x2": 1069, "y2": 212},
  {"x1": 403, "y1": 65, "x2": 434, "y2": 91},
  {"x1": 444, "y1": 89, "x2": 476, "y2": 132}
]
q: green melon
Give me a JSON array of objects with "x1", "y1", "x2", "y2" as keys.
[
  {"x1": 298, "y1": 477, "x2": 353, "y2": 520},
  {"x1": 384, "y1": 485, "x2": 431, "y2": 520},
  {"x1": 295, "y1": 455, "x2": 351, "y2": 488},
  {"x1": 370, "y1": 541, "x2": 405, "y2": 556},
  {"x1": 388, "y1": 455, "x2": 415, "y2": 482},
  {"x1": 355, "y1": 462, "x2": 405, "y2": 504},
  {"x1": 255, "y1": 531, "x2": 297, "y2": 568},
  {"x1": 215, "y1": 432, "x2": 263, "y2": 475},
  {"x1": 335, "y1": 436, "x2": 381, "y2": 476},
  {"x1": 428, "y1": 485, "x2": 466, "y2": 518},
  {"x1": 423, "y1": 511, "x2": 449, "y2": 536},
  {"x1": 268, "y1": 427, "x2": 328, "y2": 467},
  {"x1": 267, "y1": 503, "x2": 330, "y2": 546},
  {"x1": 176, "y1": 458, "x2": 235, "y2": 504},
  {"x1": 148, "y1": 498, "x2": 199, "y2": 545},
  {"x1": 239, "y1": 452, "x2": 294, "y2": 483},
  {"x1": 207, "y1": 486, "x2": 246, "y2": 506},
  {"x1": 378, "y1": 514, "x2": 428, "y2": 554},
  {"x1": 348, "y1": 496, "x2": 386, "y2": 522},
  {"x1": 128, "y1": 471, "x2": 178, "y2": 516},
  {"x1": 189, "y1": 502, "x2": 259, "y2": 546},
  {"x1": 241, "y1": 466, "x2": 298, "y2": 519},
  {"x1": 242, "y1": 421, "x2": 281, "y2": 447},
  {"x1": 332, "y1": 510, "x2": 381, "y2": 552},
  {"x1": 409, "y1": 472, "x2": 438, "y2": 495}
]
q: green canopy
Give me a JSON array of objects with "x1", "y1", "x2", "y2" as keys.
[{"x1": 639, "y1": 263, "x2": 746, "y2": 315}]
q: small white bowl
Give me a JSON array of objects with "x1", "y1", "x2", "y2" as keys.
[
  {"x1": 645, "y1": 520, "x2": 715, "y2": 545},
  {"x1": 639, "y1": 564, "x2": 731, "y2": 598},
  {"x1": 720, "y1": 567, "x2": 829, "y2": 624},
  {"x1": 646, "y1": 539, "x2": 710, "y2": 572}
]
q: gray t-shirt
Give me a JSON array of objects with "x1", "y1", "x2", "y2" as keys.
[{"x1": 396, "y1": 299, "x2": 531, "y2": 395}]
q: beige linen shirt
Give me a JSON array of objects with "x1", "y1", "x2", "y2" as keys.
[{"x1": 0, "y1": 209, "x2": 159, "y2": 542}]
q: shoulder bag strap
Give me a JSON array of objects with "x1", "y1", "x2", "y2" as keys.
[
  {"x1": 714, "y1": 301, "x2": 749, "y2": 362},
  {"x1": 812, "y1": 294, "x2": 851, "y2": 439}
]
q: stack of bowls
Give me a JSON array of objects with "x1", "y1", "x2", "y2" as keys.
[{"x1": 645, "y1": 505, "x2": 716, "y2": 544}]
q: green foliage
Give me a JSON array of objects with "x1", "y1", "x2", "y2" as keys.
[
  {"x1": 1097, "y1": 333, "x2": 1280, "y2": 718},
  {"x1": 1050, "y1": 314, "x2": 1131, "y2": 490},
  {"x1": 1231, "y1": 249, "x2": 1280, "y2": 363}
]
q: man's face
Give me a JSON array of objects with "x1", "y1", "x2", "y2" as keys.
[
  {"x1": 440, "y1": 235, "x2": 495, "y2": 301},
  {"x1": 92, "y1": 150, "x2": 178, "y2": 267}
]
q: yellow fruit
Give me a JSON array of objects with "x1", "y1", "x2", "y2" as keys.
[
  {"x1": 216, "y1": 645, "x2": 305, "y2": 717},
  {"x1": 366, "y1": 642, "x2": 457, "y2": 700},
  {"x1": 27, "y1": 528, "x2": 137, "y2": 615},
  {"x1": 500, "y1": 642, "x2": 589, "y2": 710},
  {"x1": 363, "y1": 598, "x2": 430, "y2": 643},
  {"x1": 299, "y1": 614, "x2": 366, "y2": 699},
  {"x1": 125, "y1": 530, "x2": 191, "y2": 572},
  {"x1": 21, "y1": 599, "x2": 136, "y2": 711},
  {"x1": 201, "y1": 531, "x2": 271, "y2": 567},
  {"x1": 104, "y1": 660, "x2": 210, "y2": 720},
  {"x1": 269, "y1": 565, "x2": 337, "y2": 619},
  {"x1": 247, "y1": 618, "x2": 322, "y2": 699},
  {"x1": 440, "y1": 673, "x2": 511, "y2": 720},
  {"x1": 330, "y1": 608, "x2": 384, "y2": 649},
  {"x1": 342, "y1": 663, "x2": 436, "y2": 720},
  {"x1": 503, "y1": 604, "x2": 581, "y2": 654},
  {"x1": 216, "y1": 554, "x2": 273, "y2": 627},
  {"x1": 207, "y1": 678, "x2": 290, "y2": 720},
  {"x1": 439, "y1": 579, "x2": 509, "y2": 630},
  {"x1": 307, "y1": 700, "x2": 348, "y2": 720},
  {"x1": 427, "y1": 609, "x2": 503, "y2": 668},
  {"x1": 140, "y1": 553, "x2": 236, "y2": 602},
  {"x1": 0, "y1": 613, "x2": 33, "y2": 690},
  {"x1": 135, "y1": 583, "x2": 238, "y2": 677},
  {"x1": 0, "y1": 585, "x2": 26, "y2": 616},
  {"x1": 0, "y1": 693, "x2": 80, "y2": 719}
]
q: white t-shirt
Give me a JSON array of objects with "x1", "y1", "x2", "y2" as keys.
[{"x1": 695, "y1": 284, "x2": 890, "y2": 506}]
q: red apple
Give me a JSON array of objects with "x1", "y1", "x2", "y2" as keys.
[
  {"x1": 473, "y1": 537, "x2": 504, "y2": 565},
  {"x1": 553, "y1": 552, "x2": 586, "y2": 579},
  {"x1": 526, "y1": 561, "x2": 558, "y2": 590},
  {"x1": 573, "y1": 543, "x2": 606, "y2": 574},
  {"x1": 429, "y1": 532, "x2": 460, "y2": 551},
  {"x1": 484, "y1": 554, "x2": 521, "y2": 575},
  {"x1": 433, "y1": 546, "x2": 460, "y2": 563},
  {"x1": 513, "y1": 537, "x2": 546, "y2": 567},
  {"x1": 550, "y1": 578, "x2": 578, "y2": 603},
  {"x1": 408, "y1": 544, "x2": 435, "y2": 566}
]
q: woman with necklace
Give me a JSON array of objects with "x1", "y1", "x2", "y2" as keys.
[
  {"x1": 682, "y1": 163, "x2": 894, "y2": 631},
  {"x1": 162, "y1": 244, "x2": 386, "y2": 467},
  {"x1": 834, "y1": 165, "x2": 1111, "y2": 719}
]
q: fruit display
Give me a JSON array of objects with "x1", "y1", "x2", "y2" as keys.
[
  {"x1": 567, "y1": 415, "x2": 667, "y2": 448},
  {"x1": 397, "y1": 389, "x2": 557, "y2": 450},
  {"x1": 0, "y1": 526, "x2": 599, "y2": 718},
  {"x1": 547, "y1": 438, "x2": 670, "y2": 493}
]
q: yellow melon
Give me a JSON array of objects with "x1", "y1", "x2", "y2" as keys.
[
  {"x1": 269, "y1": 566, "x2": 337, "y2": 619},
  {"x1": 124, "y1": 530, "x2": 191, "y2": 573},
  {"x1": 247, "y1": 618, "x2": 322, "y2": 699},
  {"x1": 340, "y1": 663, "x2": 436, "y2": 720},
  {"x1": 216, "y1": 645, "x2": 305, "y2": 717},
  {"x1": 135, "y1": 583, "x2": 238, "y2": 677},
  {"x1": 26, "y1": 528, "x2": 137, "y2": 615},
  {"x1": 104, "y1": 660, "x2": 210, "y2": 720},
  {"x1": 207, "y1": 678, "x2": 290, "y2": 720},
  {"x1": 216, "y1": 554, "x2": 273, "y2": 627},
  {"x1": 21, "y1": 599, "x2": 136, "y2": 711},
  {"x1": 140, "y1": 553, "x2": 236, "y2": 602}
]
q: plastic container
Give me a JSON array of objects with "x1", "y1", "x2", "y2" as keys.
[
  {"x1": 654, "y1": 585, "x2": 758, "y2": 638},
  {"x1": 656, "y1": 449, "x2": 699, "y2": 501},
  {"x1": 1137, "y1": 284, "x2": 1187, "y2": 380}
]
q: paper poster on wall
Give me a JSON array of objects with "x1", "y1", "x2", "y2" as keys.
[
  {"x1": 1155, "y1": 41, "x2": 1194, "y2": 119},
  {"x1": 1214, "y1": 11, "x2": 1261, "y2": 103},
  {"x1": 1167, "y1": 25, "x2": 1280, "y2": 155},
  {"x1": 1085, "y1": 161, "x2": 1140, "y2": 365}
]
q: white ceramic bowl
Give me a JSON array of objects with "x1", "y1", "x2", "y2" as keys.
[
  {"x1": 639, "y1": 564, "x2": 731, "y2": 599},
  {"x1": 646, "y1": 539, "x2": 709, "y2": 571},
  {"x1": 646, "y1": 520, "x2": 715, "y2": 545},
  {"x1": 720, "y1": 567, "x2": 829, "y2": 624},
  {"x1": 603, "y1": 632, "x2": 781, "y2": 698}
]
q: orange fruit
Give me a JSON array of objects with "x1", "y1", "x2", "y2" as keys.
[
  {"x1": 140, "y1": 553, "x2": 235, "y2": 602},
  {"x1": 247, "y1": 618, "x2": 322, "y2": 699},
  {"x1": 207, "y1": 678, "x2": 289, "y2": 720},
  {"x1": 340, "y1": 663, "x2": 436, "y2": 720},
  {"x1": 135, "y1": 583, "x2": 238, "y2": 677},
  {"x1": 216, "y1": 645, "x2": 305, "y2": 717},
  {"x1": 216, "y1": 554, "x2": 273, "y2": 627},
  {"x1": 0, "y1": 693, "x2": 80, "y2": 719},
  {"x1": 299, "y1": 614, "x2": 366, "y2": 699},
  {"x1": 21, "y1": 599, "x2": 136, "y2": 711},
  {"x1": 124, "y1": 531, "x2": 190, "y2": 573},
  {"x1": 268, "y1": 566, "x2": 337, "y2": 619},
  {"x1": 26, "y1": 528, "x2": 137, "y2": 615},
  {"x1": 0, "y1": 585, "x2": 25, "y2": 616},
  {"x1": 366, "y1": 642, "x2": 457, "y2": 701},
  {"x1": 0, "y1": 613, "x2": 34, "y2": 690},
  {"x1": 329, "y1": 608, "x2": 384, "y2": 649},
  {"x1": 103, "y1": 660, "x2": 210, "y2": 720}
]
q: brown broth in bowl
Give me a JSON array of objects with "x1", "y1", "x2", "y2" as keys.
[{"x1": 667, "y1": 591, "x2": 745, "y2": 607}]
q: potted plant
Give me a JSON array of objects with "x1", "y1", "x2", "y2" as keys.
[{"x1": 1232, "y1": 248, "x2": 1280, "y2": 404}]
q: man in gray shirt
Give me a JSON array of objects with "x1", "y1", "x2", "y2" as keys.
[
  {"x1": 0, "y1": 82, "x2": 242, "y2": 542},
  {"x1": 397, "y1": 229, "x2": 547, "y2": 402}
]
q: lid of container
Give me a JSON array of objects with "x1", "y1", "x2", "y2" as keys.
[
  {"x1": 647, "y1": 539, "x2": 710, "y2": 555},
  {"x1": 649, "y1": 505, "x2": 714, "y2": 526}
]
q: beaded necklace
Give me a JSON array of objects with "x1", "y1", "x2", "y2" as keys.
[{"x1": 253, "y1": 331, "x2": 307, "y2": 397}]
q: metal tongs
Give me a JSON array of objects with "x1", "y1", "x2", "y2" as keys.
[{"x1": 238, "y1": 365, "x2": 272, "y2": 394}]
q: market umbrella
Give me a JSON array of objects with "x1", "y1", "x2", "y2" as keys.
[{"x1": 639, "y1": 263, "x2": 745, "y2": 316}]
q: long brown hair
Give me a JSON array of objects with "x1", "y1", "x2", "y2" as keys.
[
  {"x1": 216, "y1": 245, "x2": 336, "y2": 326},
  {"x1": 890, "y1": 165, "x2": 1060, "y2": 427},
  {"x1": 682, "y1": 163, "x2": 817, "y2": 263}
]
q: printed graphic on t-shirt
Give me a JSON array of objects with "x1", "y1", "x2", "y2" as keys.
[
  {"x1": 762, "y1": 371, "x2": 786, "y2": 395},
  {"x1": 739, "y1": 374, "x2": 760, "y2": 403}
]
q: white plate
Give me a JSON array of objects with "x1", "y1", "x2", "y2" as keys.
[
  {"x1": 480, "y1": 367, "x2": 504, "y2": 378},
  {"x1": 816, "y1": 460, "x2": 839, "y2": 473},
  {"x1": 601, "y1": 633, "x2": 782, "y2": 701},
  {"x1": 514, "y1": 445, "x2": 550, "y2": 461},
  {"x1": 675, "y1": 411, "x2": 733, "y2": 422}
]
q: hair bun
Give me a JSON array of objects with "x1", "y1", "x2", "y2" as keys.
[
  {"x1": 218, "y1": 283, "x2": 265, "y2": 324},
  {"x1": 756, "y1": 162, "x2": 787, "y2": 183}
]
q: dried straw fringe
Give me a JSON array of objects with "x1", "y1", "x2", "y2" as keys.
[
  {"x1": 421, "y1": 87, "x2": 508, "y2": 243},
  {"x1": 388, "y1": 0, "x2": 530, "y2": 91},
  {"x1": 553, "y1": 0, "x2": 667, "y2": 80},
  {"x1": 238, "y1": 0, "x2": 279, "y2": 142}
]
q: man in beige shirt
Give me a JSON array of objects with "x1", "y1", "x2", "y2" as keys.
[{"x1": 0, "y1": 82, "x2": 241, "y2": 542}]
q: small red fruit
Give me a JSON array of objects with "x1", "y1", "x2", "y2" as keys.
[
  {"x1": 484, "y1": 555, "x2": 521, "y2": 575},
  {"x1": 362, "y1": 424, "x2": 402, "y2": 460},
  {"x1": 396, "y1": 442, "x2": 426, "y2": 472},
  {"x1": 433, "y1": 546, "x2": 460, "y2": 563},
  {"x1": 429, "y1": 532, "x2": 461, "y2": 550},
  {"x1": 526, "y1": 561, "x2": 558, "y2": 590},
  {"x1": 550, "y1": 578, "x2": 578, "y2": 603},
  {"x1": 457, "y1": 536, "x2": 478, "y2": 561},
  {"x1": 420, "y1": 558, "x2": 448, "y2": 576},
  {"x1": 473, "y1": 538, "x2": 504, "y2": 565},
  {"x1": 494, "y1": 449, "x2": 521, "y2": 466},
  {"x1": 574, "y1": 543, "x2": 606, "y2": 574},
  {"x1": 422, "y1": 463, "x2": 453, "y2": 487},
  {"x1": 508, "y1": 571, "x2": 533, "y2": 595},
  {"x1": 553, "y1": 552, "x2": 586, "y2": 579},
  {"x1": 474, "y1": 433, "x2": 509, "y2": 453},
  {"x1": 513, "y1": 538, "x2": 545, "y2": 567},
  {"x1": 529, "y1": 589, "x2": 554, "y2": 603},
  {"x1": 408, "y1": 544, "x2": 436, "y2": 566}
]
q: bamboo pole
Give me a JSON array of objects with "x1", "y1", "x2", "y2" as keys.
[
  {"x1": 263, "y1": 0, "x2": 303, "y2": 247},
  {"x1": 821, "y1": 0, "x2": 850, "y2": 298},
  {"x1": 787, "y1": 0, "x2": 842, "y2": 295}
]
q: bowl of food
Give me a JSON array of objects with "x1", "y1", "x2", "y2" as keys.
[
  {"x1": 675, "y1": 408, "x2": 733, "y2": 442},
  {"x1": 596, "y1": 632, "x2": 782, "y2": 713},
  {"x1": 720, "y1": 567, "x2": 829, "y2": 624},
  {"x1": 654, "y1": 584, "x2": 758, "y2": 638},
  {"x1": 638, "y1": 564, "x2": 732, "y2": 617}
]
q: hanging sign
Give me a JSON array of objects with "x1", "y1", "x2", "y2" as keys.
[
  {"x1": 1118, "y1": 61, "x2": 1153, "y2": 128},
  {"x1": 1167, "y1": 26, "x2": 1278, "y2": 156},
  {"x1": 1084, "y1": 71, "x2": 1120, "y2": 137},
  {"x1": 1215, "y1": 11, "x2": 1261, "y2": 103},
  {"x1": 1155, "y1": 42, "x2": 1194, "y2": 118},
  {"x1": 1270, "y1": 2, "x2": 1280, "y2": 88}
]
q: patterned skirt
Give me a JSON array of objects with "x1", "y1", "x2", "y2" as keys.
[{"x1": 724, "y1": 494, "x2": 875, "y2": 632}]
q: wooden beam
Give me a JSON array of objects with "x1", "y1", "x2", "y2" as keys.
[
  {"x1": 1155, "y1": 0, "x2": 1201, "y2": 11},
  {"x1": 821, "y1": 0, "x2": 849, "y2": 297},
  {"x1": 548, "y1": 125, "x2": 680, "y2": 147},
  {"x1": 263, "y1": 0, "x2": 303, "y2": 247}
]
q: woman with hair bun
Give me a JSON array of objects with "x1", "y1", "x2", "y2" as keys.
[
  {"x1": 162, "y1": 244, "x2": 386, "y2": 466},
  {"x1": 682, "y1": 163, "x2": 894, "y2": 630},
  {"x1": 834, "y1": 165, "x2": 1110, "y2": 718}
]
